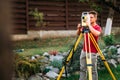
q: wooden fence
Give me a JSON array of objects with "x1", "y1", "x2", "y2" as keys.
[{"x1": 12, "y1": 0, "x2": 120, "y2": 34}]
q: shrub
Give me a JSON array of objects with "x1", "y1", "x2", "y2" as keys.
[
  {"x1": 63, "y1": 43, "x2": 83, "y2": 73},
  {"x1": 14, "y1": 54, "x2": 49, "y2": 79},
  {"x1": 29, "y1": 8, "x2": 46, "y2": 27},
  {"x1": 102, "y1": 34, "x2": 115, "y2": 46},
  {"x1": 49, "y1": 59, "x2": 63, "y2": 69}
]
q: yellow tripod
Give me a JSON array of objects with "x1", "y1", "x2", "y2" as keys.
[{"x1": 56, "y1": 27, "x2": 116, "y2": 80}]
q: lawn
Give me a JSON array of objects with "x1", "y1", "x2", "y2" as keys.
[
  {"x1": 13, "y1": 36, "x2": 77, "y2": 56},
  {"x1": 13, "y1": 34, "x2": 120, "y2": 56},
  {"x1": 13, "y1": 34, "x2": 120, "y2": 80}
]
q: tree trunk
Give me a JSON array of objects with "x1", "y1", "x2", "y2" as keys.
[{"x1": 104, "y1": 0, "x2": 116, "y2": 35}]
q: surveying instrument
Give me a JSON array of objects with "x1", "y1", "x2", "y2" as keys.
[{"x1": 56, "y1": 12, "x2": 116, "y2": 80}]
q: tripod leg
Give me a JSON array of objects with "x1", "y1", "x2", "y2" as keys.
[
  {"x1": 57, "y1": 66, "x2": 65, "y2": 80},
  {"x1": 86, "y1": 53, "x2": 92, "y2": 80},
  {"x1": 87, "y1": 33, "x2": 92, "y2": 80},
  {"x1": 84, "y1": 33, "x2": 92, "y2": 80},
  {"x1": 57, "y1": 33, "x2": 83, "y2": 80},
  {"x1": 89, "y1": 33, "x2": 116, "y2": 80}
]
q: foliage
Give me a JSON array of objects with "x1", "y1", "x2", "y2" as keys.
[
  {"x1": 63, "y1": 42, "x2": 83, "y2": 73},
  {"x1": 108, "y1": 46, "x2": 117, "y2": 56},
  {"x1": 102, "y1": 34, "x2": 115, "y2": 46},
  {"x1": 79, "y1": 0, "x2": 102, "y2": 12},
  {"x1": 62, "y1": 74, "x2": 79, "y2": 80},
  {"x1": 14, "y1": 54, "x2": 49, "y2": 79},
  {"x1": 97, "y1": 46, "x2": 118, "y2": 71},
  {"x1": 98, "y1": 64, "x2": 120, "y2": 80},
  {"x1": 29, "y1": 8, "x2": 46, "y2": 27},
  {"x1": 49, "y1": 59, "x2": 63, "y2": 69},
  {"x1": 90, "y1": 2, "x2": 102, "y2": 12},
  {"x1": 98, "y1": 37, "x2": 106, "y2": 49}
]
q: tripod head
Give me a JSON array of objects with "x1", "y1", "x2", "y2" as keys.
[{"x1": 82, "y1": 27, "x2": 90, "y2": 33}]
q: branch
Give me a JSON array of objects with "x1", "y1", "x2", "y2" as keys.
[{"x1": 100, "y1": 0, "x2": 120, "y2": 13}]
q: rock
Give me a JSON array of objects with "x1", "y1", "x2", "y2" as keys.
[
  {"x1": 102, "y1": 49, "x2": 106, "y2": 53},
  {"x1": 62, "y1": 52, "x2": 69, "y2": 57},
  {"x1": 62, "y1": 73, "x2": 70, "y2": 77},
  {"x1": 39, "y1": 57, "x2": 50, "y2": 70},
  {"x1": 116, "y1": 45, "x2": 120, "y2": 48},
  {"x1": 46, "y1": 66, "x2": 53, "y2": 70},
  {"x1": 15, "y1": 49, "x2": 24, "y2": 53},
  {"x1": 117, "y1": 48, "x2": 120, "y2": 54},
  {"x1": 40, "y1": 57, "x2": 49, "y2": 63},
  {"x1": 49, "y1": 55, "x2": 63, "y2": 61},
  {"x1": 108, "y1": 59, "x2": 117, "y2": 68},
  {"x1": 109, "y1": 45, "x2": 116, "y2": 49},
  {"x1": 43, "y1": 52, "x2": 50, "y2": 56},
  {"x1": 28, "y1": 74, "x2": 43, "y2": 80},
  {"x1": 45, "y1": 71, "x2": 58, "y2": 79},
  {"x1": 117, "y1": 58, "x2": 120, "y2": 64},
  {"x1": 43, "y1": 76, "x2": 50, "y2": 80},
  {"x1": 31, "y1": 56, "x2": 36, "y2": 60},
  {"x1": 34, "y1": 54, "x2": 40, "y2": 59},
  {"x1": 117, "y1": 55, "x2": 120, "y2": 58},
  {"x1": 51, "y1": 67, "x2": 60, "y2": 74},
  {"x1": 117, "y1": 55, "x2": 120, "y2": 64}
]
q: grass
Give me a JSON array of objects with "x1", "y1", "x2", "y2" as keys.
[
  {"x1": 62, "y1": 74, "x2": 80, "y2": 80},
  {"x1": 13, "y1": 34, "x2": 120, "y2": 56},
  {"x1": 98, "y1": 65, "x2": 120, "y2": 80},
  {"x1": 13, "y1": 36, "x2": 77, "y2": 56},
  {"x1": 114, "y1": 34, "x2": 120, "y2": 44}
]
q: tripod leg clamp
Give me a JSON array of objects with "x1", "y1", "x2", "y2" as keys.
[
  {"x1": 102, "y1": 59, "x2": 106, "y2": 62},
  {"x1": 87, "y1": 64, "x2": 93, "y2": 66}
]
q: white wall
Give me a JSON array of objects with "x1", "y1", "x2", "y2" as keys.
[
  {"x1": 12, "y1": 30, "x2": 77, "y2": 41},
  {"x1": 12, "y1": 27, "x2": 120, "y2": 41}
]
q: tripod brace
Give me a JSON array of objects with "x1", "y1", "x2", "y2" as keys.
[{"x1": 56, "y1": 27, "x2": 116, "y2": 80}]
